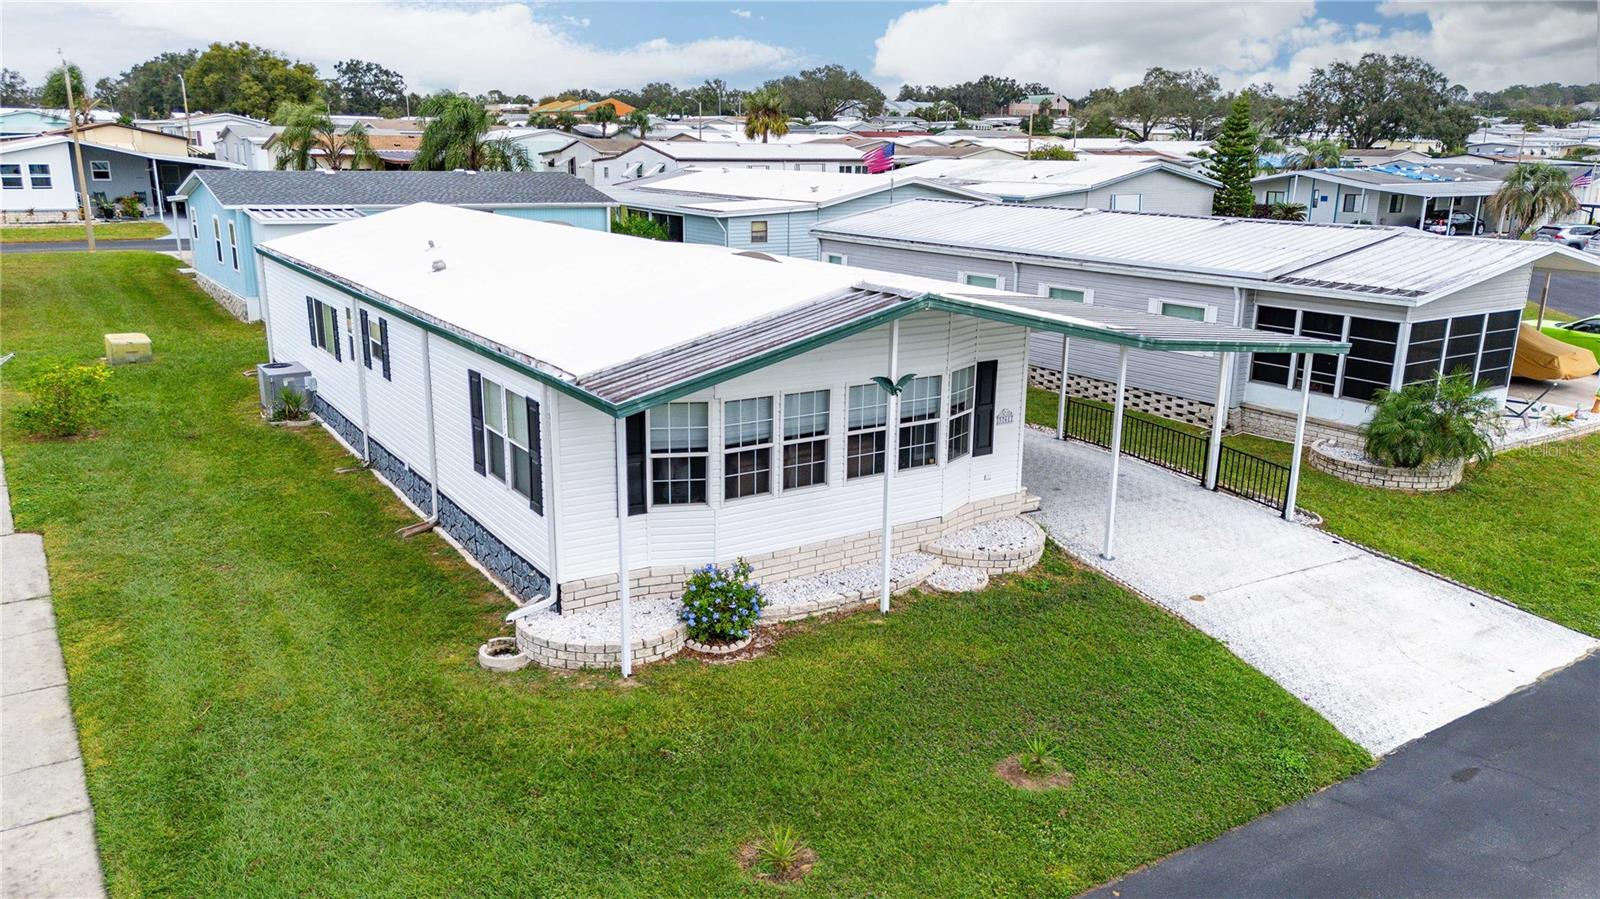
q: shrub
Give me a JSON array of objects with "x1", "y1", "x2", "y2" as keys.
[
  {"x1": 13, "y1": 361, "x2": 114, "y2": 438},
  {"x1": 116, "y1": 193, "x2": 144, "y2": 219},
  {"x1": 679, "y1": 559, "x2": 763, "y2": 644},
  {"x1": 611, "y1": 209, "x2": 669, "y2": 241},
  {"x1": 1362, "y1": 371, "x2": 1501, "y2": 469},
  {"x1": 273, "y1": 386, "x2": 309, "y2": 421}
]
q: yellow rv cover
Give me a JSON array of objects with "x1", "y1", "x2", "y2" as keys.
[{"x1": 1512, "y1": 324, "x2": 1600, "y2": 380}]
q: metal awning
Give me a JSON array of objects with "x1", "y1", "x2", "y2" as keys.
[{"x1": 244, "y1": 206, "x2": 364, "y2": 223}]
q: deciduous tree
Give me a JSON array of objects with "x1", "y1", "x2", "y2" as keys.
[{"x1": 185, "y1": 42, "x2": 321, "y2": 120}]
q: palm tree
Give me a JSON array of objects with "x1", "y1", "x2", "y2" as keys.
[
  {"x1": 273, "y1": 102, "x2": 382, "y2": 171},
  {"x1": 588, "y1": 102, "x2": 617, "y2": 136},
  {"x1": 623, "y1": 109, "x2": 652, "y2": 138},
  {"x1": 1271, "y1": 139, "x2": 1346, "y2": 173},
  {"x1": 743, "y1": 88, "x2": 789, "y2": 143},
  {"x1": 554, "y1": 112, "x2": 578, "y2": 133},
  {"x1": 1487, "y1": 162, "x2": 1579, "y2": 237},
  {"x1": 413, "y1": 96, "x2": 532, "y2": 171}
]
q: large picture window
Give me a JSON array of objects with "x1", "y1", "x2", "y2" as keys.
[
  {"x1": 897, "y1": 375, "x2": 942, "y2": 470},
  {"x1": 946, "y1": 365, "x2": 976, "y2": 460},
  {"x1": 846, "y1": 383, "x2": 887, "y2": 479},
  {"x1": 649, "y1": 402, "x2": 708, "y2": 505},
  {"x1": 723, "y1": 397, "x2": 773, "y2": 500},
  {"x1": 782, "y1": 390, "x2": 829, "y2": 489}
]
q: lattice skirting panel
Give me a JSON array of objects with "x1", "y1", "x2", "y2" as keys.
[
  {"x1": 367, "y1": 437, "x2": 434, "y2": 516},
  {"x1": 437, "y1": 492, "x2": 552, "y2": 603},
  {"x1": 1028, "y1": 365, "x2": 1221, "y2": 427}
]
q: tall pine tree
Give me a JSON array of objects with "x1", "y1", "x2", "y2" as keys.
[{"x1": 1210, "y1": 95, "x2": 1258, "y2": 217}]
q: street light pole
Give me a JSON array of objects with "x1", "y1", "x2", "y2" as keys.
[
  {"x1": 178, "y1": 72, "x2": 194, "y2": 154},
  {"x1": 58, "y1": 50, "x2": 95, "y2": 252}
]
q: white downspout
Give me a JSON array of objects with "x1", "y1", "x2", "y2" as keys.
[
  {"x1": 613, "y1": 417, "x2": 633, "y2": 677},
  {"x1": 420, "y1": 330, "x2": 440, "y2": 518},
  {"x1": 1101, "y1": 347, "x2": 1129, "y2": 560},
  {"x1": 1283, "y1": 354, "x2": 1312, "y2": 521},
  {"x1": 879, "y1": 319, "x2": 901, "y2": 614}
]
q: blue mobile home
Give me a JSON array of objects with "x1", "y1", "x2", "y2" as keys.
[{"x1": 174, "y1": 170, "x2": 616, "y2": 320}]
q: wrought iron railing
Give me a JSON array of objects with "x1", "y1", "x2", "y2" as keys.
[{"x1": 1058, "y1": 398, "x2": 1290, "y2": 513}]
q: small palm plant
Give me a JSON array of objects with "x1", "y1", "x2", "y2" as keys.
[
  {"x1": 1363, "y1": 372, "x2": 1501, "y2": 469},
  {"x1": 753, "y1": 824, "x2": 807, "y2": 877},
  {"x1": 274, "y1": 386, "x2": 309, "y2": 422},
  {"x1": 1487, "y1": 162, "x2": 1579, "y2": 237},
  {"x1": 1018, "y1": 734, "x2": 1061, "y2": 777}
]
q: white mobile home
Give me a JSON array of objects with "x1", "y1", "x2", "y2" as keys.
[
  {"x1": 257, "y1": 203, "x2": 1340, "y2": 672},
  {"x1": 814, "y1": 199, "x2": 1600, "y2": 439},
  {"x1": 900, "y1": 157, "x2": 1221, "y2": 216},
  {"x1": 604, "y1": 140, "x2": 879, "y2": 185}
]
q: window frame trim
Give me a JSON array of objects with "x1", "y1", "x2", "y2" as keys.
[
  {"x1": 957, "y1": 271, "x2": 1004, "y2": 290},
  {"x1": 89, "y1": 159, "x2": 112, "y2": 181},
  {"x1": 1036, "y1": 281, "x2": 1095, "y2": 305},
  {"x1": 646, "y1": 400, "x2": 711, "y2": 509}
]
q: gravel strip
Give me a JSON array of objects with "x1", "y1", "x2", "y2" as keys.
[
  {"x1": 518, "y1": 597, "x2": 681, "y2": 645},
  {"x1": 763, "y1": 552, "x2": 938, "y2": 609},
  {"x1": 926, "y1": 565, "x2": 989, "y2": 593},
  {"x1": 930, "y1": 517, "x2": 1043, "y2": 554}
]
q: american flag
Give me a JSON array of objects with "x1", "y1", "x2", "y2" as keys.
[
  {"x1": 1574, "y1": 169, "x2": 1595, "y2": 188},
  {"x1": 862, "y1": 142, "x2": 895, "y2": 174}
]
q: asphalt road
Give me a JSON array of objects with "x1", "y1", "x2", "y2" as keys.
[
  {"x1": 1088, "y1": 652, "x2": 1600, "y2": 898},
  {"x1": 1528, "y1": 271, "x2": 1600, "y2": 319},
  {"x1": 0, "y1": 239, "x2": 177, "y2": 254}
]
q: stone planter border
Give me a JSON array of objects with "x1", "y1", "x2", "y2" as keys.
[
  {"x1": 1308, "y1": 440, "x2": 1463, "y2": 492},
  {"x1": 923, "y1": 517, "x2": 1046, "y2": 574},
  {"x1": 478, "y1": 636, "x2": 531, "y2": 671},
  {"x1": 686, "y1": 633, "x2": 755, "y2": 655},
  {"x1": 516, "y1": 621, "x2": 686, "y2": 671}
]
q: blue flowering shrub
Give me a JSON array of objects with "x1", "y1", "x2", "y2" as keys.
[{"x1": 679, "y1": 559, "x2": 765, "y2": 644}]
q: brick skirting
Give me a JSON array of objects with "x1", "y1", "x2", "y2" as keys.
[
  {"x1": 1028, "y1": 365, "x2": 1225, "y2": 427},
  {"x1": 557, "y1": 490, "x2": 1032, "y2": 614},
  {"x1": 516, "y1": 621, "x2": 686, "y2": 670},
  {"x1": 1237, "y1": 403, "x2": 1362, "y2": 445}
]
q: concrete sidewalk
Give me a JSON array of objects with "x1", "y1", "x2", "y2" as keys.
[
  {"x1": 1024, "y1": 433, "x2": 1597, "y2": 755},
  {"x1": 1, "y1": 457, "x2": 107, "y2": 898}
]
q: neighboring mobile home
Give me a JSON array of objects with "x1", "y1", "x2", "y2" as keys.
[
  {"x1": 899, "y1": 157, "x2": 1221, "y2": 215},
  {"x1": 813, "y1": 198, "x2": 1600, "y2": 439},
  {"x1": 256, "y1": 203, "x2": 1340, "y2": 672},
  {"x1": 0, "y1": 133, "x2": 235, "y2": 223},
  {"x1": 604, "y1": 167, "x2": 982, "y2": 259},
  {"x1": 603, "y1": 140, "x2": 881, "y2": 185},
  {"x1": 1251, "y1": 164, "x2": 1506, "y2": 230},
  {"x1": 174, "y1": 170, "x2": 616, "y2": 320}
]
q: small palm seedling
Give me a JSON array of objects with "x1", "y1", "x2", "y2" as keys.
[
  {"x1": 1018, "y1": 734, "x2": 1061, "y2": 777},
  {"x1": 754, "y1": 824, "x2": 807, "y2": 878},
  {"x1": 276, "y1": 386, "x2": 308, "y2": 422}
]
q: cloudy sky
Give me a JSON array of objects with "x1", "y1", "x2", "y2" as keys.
[{"x1": 2, "y1": 1, "x2": 1594, "y2": 97}]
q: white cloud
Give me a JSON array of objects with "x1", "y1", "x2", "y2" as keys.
[
  {"x1": 731, "y1": 8, "x2": 753, "y2": 19},
  {"x1": 872, "y1": 0, "x2": 1598, "y2": 94},
  {"x1": 0, "y1": 1, "x2": 801, "y2": 94},
  {"x1": 561, "y1": 15, "x2": 591, "y2": 29}
]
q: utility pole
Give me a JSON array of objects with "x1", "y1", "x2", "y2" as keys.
[
  {"x1": 59, "y1": 50, "x2": 95, "y2": 251},
  {"x1": 178, "y1": 72, "x2": 194, "y2": 154}
]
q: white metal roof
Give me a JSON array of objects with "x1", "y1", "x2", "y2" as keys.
[
  {"x1": 606, "y1": 167, "x2": 977, "y2": 216},
  {"x1": 902, "y1": 156, "x2": 1220, "y2": 197},
  {"x1": 633, "y1": 140, "x2": 868, "y2": 161},
  {"x1": 1252, "y1": 164, "x2": 1506, "y2": 198},
  {"x1": 813, "y1": 198, "x2": 1600, "y2": 302}
]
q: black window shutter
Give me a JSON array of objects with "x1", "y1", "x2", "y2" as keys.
[
  {"x1": 468, "y1": 370, "x2": 486, "y2": 475},
  {"x1": 526, "y1": 396, "x2": 543, "y2": 514},
  {"x1": 305, "y1": 297, "x2": 317, "y2": 345},
  {"x1": 330, "y1": 307, "x2": 342, "y2": 361},
  {"x1": 378, "y1": 319, "x2": 391, "y2": 381},
  {"x1": 359, "y1": 309, "x2": 371, "y2": 368},
  {"x1": 973, "y1": 359, "x2": 999, "y2": 457},
  {"x1": 625, "y1": 412, "x2": 647, "y2": 515}
]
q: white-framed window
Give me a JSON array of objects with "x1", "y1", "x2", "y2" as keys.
[
  {"x1": 188, "y1": 206, "x2": 198, "y2": 238},
  {"x1": 649, "y1": 402, "x2": 709, "y2": 505},
  {"x1": 959, "y1": 272, "x2": 1003, "y2": 289},
  {"x1": 89, "y1": 160, "x2": 111, "y2": 181},
  {"x1": 481, "y1": 378, "x2": 508, "y2": 482},
  {"x1": 1037, "y1": 282, "x2": 1092, "y2": 304},
  {"x1": 227, "y1": 220, "x2": 239, "y2": 270},
  {"x1": 1110, "y1": 193, "x2": 1142, "y2": 212},
  {"x1": 504, "y1": 387, "x2": 537, "y2": 500},
  {"x1": 838, "y1": 164, "x2": 868, "y2": 174},
  {"x1": 1264, "y1": 190, "x2": 1286, "y2": 205},
  {"x1": 1341, "y1": 192, "x2": 1365, "y2": 213},
  {"x1": 946, "y1": 365, "x2": 976, "y2": 461},
  {"x1": 212, "y1": 216, "x2": 223, "y2": 263},
  {"x1": 846, "y1": 383, "x2": 888, "y2": 479},
  {"x1": 0, "y1": 164, "x2": 20, "y2": 189},
  {"x1": 750, "y1": 220, "x2": 769, "y2": 243},
  {"x1": 365, "y1": 314, "x2": 387, "y2": 374},
  {"x1": 27, "y1": 164, "x2": 50, "y2": 189},
  {"x1": 825, "y1": 253, "x2": 847, "y2": 265},
  {"x1": 722, "y1": 396, "x2": 773, "y2": 501},
  {"x1": 473, "y1": 374, "x2": 543, "y2": 510},
  {"x1": 308, "y1": 298, "x2": 340, "y2": 358},
  {"x1": 782, "y1": 389, "x2": 829, "y2": 490},
  {"x1": 1149, "y1": 298, "x2": 1214, "y2": 323},
  {"x1": 1388, "y1": 194, "x2": 1404, "y2": 214},
  {"x1": 897, "y1": 374, "x2": 942, "y2": 470}
]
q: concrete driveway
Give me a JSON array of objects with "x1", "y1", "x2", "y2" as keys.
[
  {"x1": 1024, "y1": 433, "x2": 1596, "y2": 755},
  {"x1": 1088, "y1": 653, "x2": 1600, "y2": 898}
]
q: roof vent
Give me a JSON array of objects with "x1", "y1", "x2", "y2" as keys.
[{"x1": 431, "y1": 259, "x2": 447, "y2": 272}]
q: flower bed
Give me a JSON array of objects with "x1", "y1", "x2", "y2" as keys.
[
  {"x1": 1309, "y1": 440, "x2": 1463, "y2": 492},
  {"x1": 514, "y1": 598, "x2": 685, "y2": 670}
]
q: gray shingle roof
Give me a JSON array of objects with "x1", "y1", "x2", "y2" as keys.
[{"x1": 190, "y1": 170, "x2": 615, "y2": 207}]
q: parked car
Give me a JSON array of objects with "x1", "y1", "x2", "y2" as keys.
[
  {"x1": 1547, "y1": 314, "x2": 1600, "y2": 359},
  {"x1": 1425, "y1": 213, "x2": 1485, "y2": 235},
  {"x1": 1533, "y1": 223, "x2": 1600, "y2": 247}
]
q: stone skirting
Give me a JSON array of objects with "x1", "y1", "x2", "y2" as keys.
[
  {"x1": 557, "y1": 490, "x2": 1032, "y2": 614},
  {"x1": 437, "y1": 493, "x2": 552, "y2": 602},
  {"x1": 1308, "y1": 441, "x2": 1464, "y2": 492},
  {"x1": 1237, "y1": 403, "x2": 1362, "y2": 445},
  {"x1": 1, "y1": 210, "x2": 82, "y2": 224},
  {"x1": 193, "y1": 272, "x2": 251, "y2": 322},
  {"x1": 368, "y1": 437, "x2": 434, "y2": 516},
  {"x1": 1028, "y1": 365, "x2": 1222, "y2": 427},
  {"x1": 311, "y1": 394, "x2": 365, "y2": 454},
  {"x1": 516, "y1": 622, "x2": 686, "y2": 670}
]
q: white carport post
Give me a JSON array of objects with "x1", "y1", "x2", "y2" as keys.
[
  {"x1": 1204, "y1": 351, "x2": 1232, "y2": 490},
  {"x1": 1100, "y1": 347, "x2": 1130, "y2": 561},
  {"x1": 879, "y1": 319, "x2": 901, "y2": 614},
  {"x1": 1418, "y1": 196, "x2": 1430, "y2": 231},
  {"x1": 1054, "y1": 334, "x2": 1070, "y2": 439},
  {"x1": 613, "y1": 416, "x2": 633, "y2": 677},
  {"x1": 168, "y1": 199, "x2": 184, "y2": 255},
  {"x1": 1283, "y1": 354, "x2": 1313, "y2": 521}
]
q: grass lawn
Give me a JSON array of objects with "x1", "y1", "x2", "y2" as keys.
[
  {"x1": 0, "y1": 252, "x2": 1371, "y2": 896},
  {"x1": 1027, "y1": 387, "x2": 1600, "y2": 636},
  {"x1": 0, "y1": 221, "x2": 169, "y2": 243},
  {"x1": 1523, "y1": 301, "x2": 1578, "y2": 324}
]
